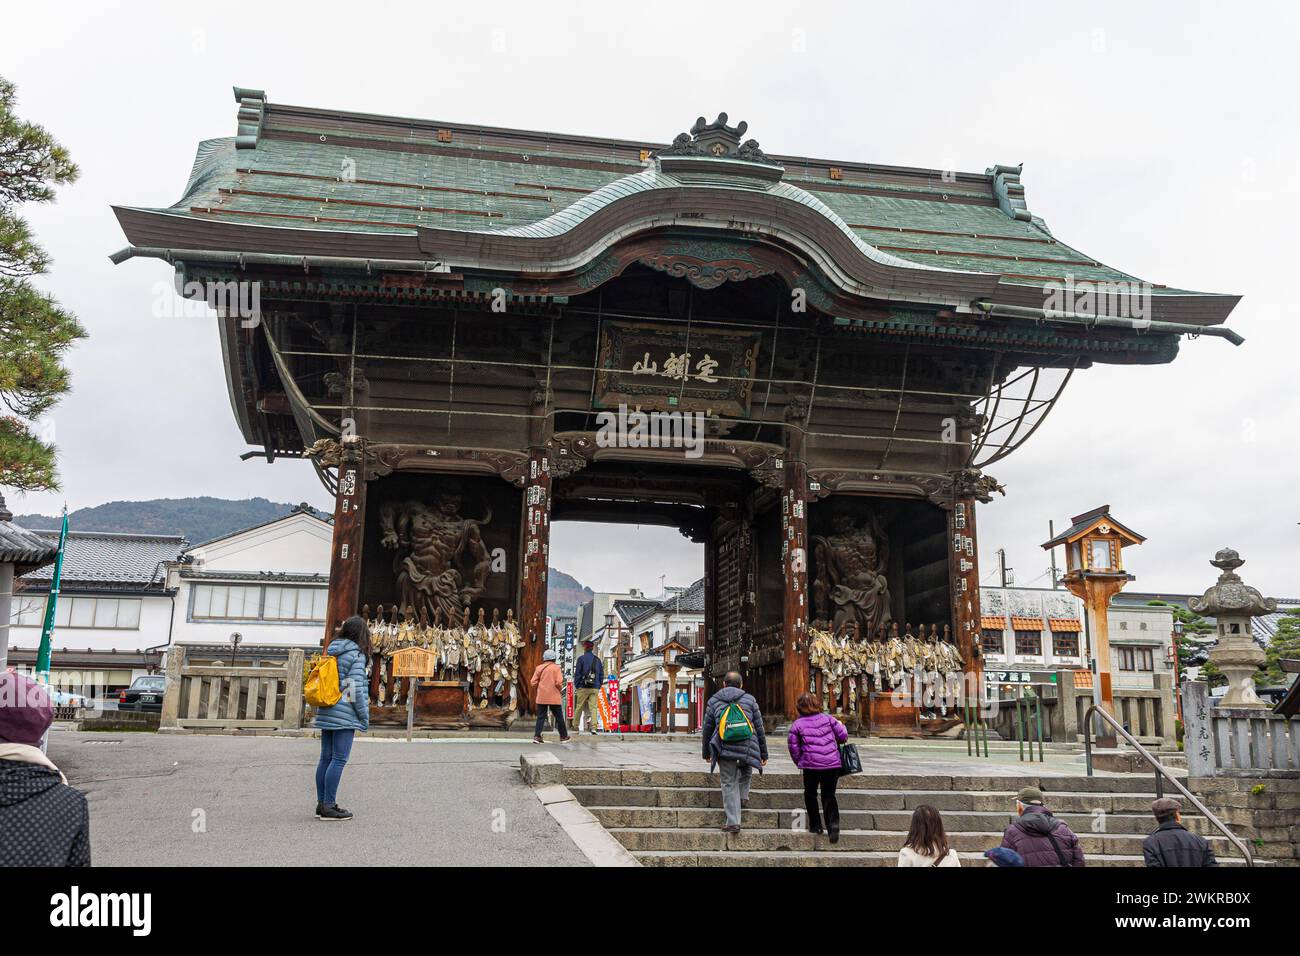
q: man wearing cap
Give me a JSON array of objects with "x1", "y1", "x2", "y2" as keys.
[
  {"x1": 572, "y1": 640, "x2": 605, "y2": 735},
  {"x1": 998, "y1": 786, "x2": 1085, "y2": 867},
  {"x1": 1142, "y1": 798, "x2": 1218, "y2": 867},
  {"x1": 0, "y1": 671, "x2": 91, "y2": 866}
]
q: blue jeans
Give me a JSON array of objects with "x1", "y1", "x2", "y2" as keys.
[{"x1": 316, "y1": 729, "x2": 355, "y2": 806}]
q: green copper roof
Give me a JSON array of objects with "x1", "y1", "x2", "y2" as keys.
[{"x1": 127, "y1": 89, "x2": 1228, "y2": 303}]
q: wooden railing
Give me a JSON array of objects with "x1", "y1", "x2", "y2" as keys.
[
  {"x1": 160, "y1": 645, "x2": 304, "y2": 731},
  {"x1": 1183, "y1": 681, "x2": 1300, "y2": 776}
]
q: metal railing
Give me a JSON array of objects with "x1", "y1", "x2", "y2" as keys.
[
  {"x1": 963, "y1": 698, "x2": 989, "y2": 757},
  {"x1": 1083, "y1": 704, "x2": 1254, "y2": 866}
]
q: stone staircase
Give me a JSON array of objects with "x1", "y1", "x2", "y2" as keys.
[{"x1": 565, "y1": 768, "x2": 1253, "y2": 867}]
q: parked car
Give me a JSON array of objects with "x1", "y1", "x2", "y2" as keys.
[
  {"x1": 47, "y1": 687, "x2": 94, "y2": 709},
  {"x1": 118, "y1": 675, "x2": 167, "y2": 712}
]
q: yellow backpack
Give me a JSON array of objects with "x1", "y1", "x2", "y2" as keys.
[{"x1": 304, "y1": 653, "x2": 342, "y2": 708}]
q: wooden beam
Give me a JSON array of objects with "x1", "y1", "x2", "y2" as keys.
[{"x1": 323, "y1": 444, "x2": 366, "y2": 650}]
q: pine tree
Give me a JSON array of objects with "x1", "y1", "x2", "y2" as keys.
[{"x1": 0, "y1": 75, "x2": 86, "y2": 491}]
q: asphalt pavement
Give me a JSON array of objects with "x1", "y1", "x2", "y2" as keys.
[{"x1": 49, "y1": 730, "x2": 591, "y2": 867}]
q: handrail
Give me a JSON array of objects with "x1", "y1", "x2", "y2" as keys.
[{"x1": 1083, "y1": 704, "x2": 1253, "y2": 867}]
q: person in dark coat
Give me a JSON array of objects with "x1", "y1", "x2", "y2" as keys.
[
  {"x1": 700, "y1": 671, "x2": 767, "y2": 833},
  {"x1": 998, "y1": 786, "x2": 1085, "y2": 867},
  {"x1": 312, "y1": 616, "x2": 370, "y2": 821},
  {"x1": 787, "y1": 693, "x2": 848, "y2": 842},
  {"x1": 0, "y1": 671, "x2": 90, "y2": 866},
  {"x1": 572, "y1": 640, "x2": 604, "y2": 734},
  {"x1": 1143, "y1": 797, "x2": 1218, "y2": 867}
]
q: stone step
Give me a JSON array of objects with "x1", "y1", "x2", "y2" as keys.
[
  {"x1": 607, "y1": 826, "x2": 1234, "y2": 857},
  {"x1": 586, "y1": 805, "x2": 1221, "y2": 836},
  {"x1": 562, "y1": 767, "x2": 1182, "y2": 793},
  {"x1": 568, "y1": 785, "x2": 1194, "y2": 814},
  {"x1": 633, "y1": 850, "x2": 1255, "y2": 868}
]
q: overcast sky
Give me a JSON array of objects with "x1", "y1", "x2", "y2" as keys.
[{"x1": 2, "y1": 0, "x2": 1296, "y2": 597}]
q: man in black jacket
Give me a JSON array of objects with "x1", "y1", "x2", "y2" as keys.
[
  {"x1": 572, "y1": 641, "x2": 605, "y2": 734},
  {"x1": 1142, "y1": 798, "x2": 1218, "y2": 867},
  {"x1": 0, "y1": 671, "x2": 90, "y2": 866}
]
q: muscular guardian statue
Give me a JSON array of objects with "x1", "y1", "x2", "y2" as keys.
[
  {"x1": 812, "y1": 513, "x2": 893, "y2": 638},
  {"x1": 378, "y1": 482, "x2": 491, "y2": 622}
]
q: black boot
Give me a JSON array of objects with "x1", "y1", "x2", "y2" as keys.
[
  {"x1": 318, "y1": 804, "x2": 353, "y2": 821},
  {"x1": 315, "y1": 802, "x2": 325, "y2": 819}
]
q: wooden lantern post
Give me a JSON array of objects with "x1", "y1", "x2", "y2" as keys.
[
  {"x1": 1043, "y1": 506, "x2": 1145, "y2": 749},
  {"x1": 660, "y1": 640, "x2": 689, "y2": 734}
]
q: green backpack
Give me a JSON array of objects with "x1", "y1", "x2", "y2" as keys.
[{"x1": 718, "y1": 700, "x2": 754, "y2": 742}]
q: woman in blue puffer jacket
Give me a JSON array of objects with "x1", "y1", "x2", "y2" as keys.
[
  {"x1": 313, "y1": 615, "x2": 370, "y2": 821},
  {"x1": 787, "y1": 693, "x2": 848, "y2": 843}
]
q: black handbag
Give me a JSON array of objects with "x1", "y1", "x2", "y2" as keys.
[{"x1": 838, "y1": 742, "x2": 862, "y2": 776}]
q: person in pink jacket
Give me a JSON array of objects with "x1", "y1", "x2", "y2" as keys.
[
  {"x1": 787, "y1": 693, "x2": 848, "y2": 843},
  {"x1": 530, "y1": 649, "x2": 571, "y2": 744}
]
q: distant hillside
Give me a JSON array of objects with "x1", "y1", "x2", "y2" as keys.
[
  {"x1": 14, "y1": 497, "x2": 596, "y2": 606},
  {"x1": 12, "y1": 497, "x2": 318, "y2": 544},
  {"x1": 547, "y1": 568, "x2": 594, "y2": 619}
]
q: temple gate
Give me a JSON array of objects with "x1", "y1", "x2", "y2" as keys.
[{"x1": 113, "y1": 94, "x2": 1242, "y2": 726}]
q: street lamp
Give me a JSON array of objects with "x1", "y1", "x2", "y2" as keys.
[
  {"x1": 658, "y1": 640, "x2": 688, "y2": 734},
  {"x1": 1042, "y1": 506, "x2": 1145, "y2": 749}
]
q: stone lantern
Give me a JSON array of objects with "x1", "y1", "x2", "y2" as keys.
[{"x1": 1189, "y1": 548, "x2": 1274, "y2": 709}]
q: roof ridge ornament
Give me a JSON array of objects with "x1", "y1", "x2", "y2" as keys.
[
  {"x1": 656, "y1": 112, "x2": 779, "y2": 167},
  {"x1": 233, "y1": 87, "x2": 267, "y2": 150}
]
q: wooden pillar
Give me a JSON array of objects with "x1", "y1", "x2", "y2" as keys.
[
  {"x1": 1070, "y1": 576, "x2": 1127, "y2": 749},
  {"x1": 948, "y1": 494, "x2": 983, "y2": 705},
  {"x1": 703, "y1": 518, "x2": 717, "y2": 702},
  {"x1": 782, "y1": 454, "x2": 810, "y2": 720},
  {"x1": 324, "y1": 441, "x2": 367, "y2": 650},
  {"x1": 517, "y1": 447, "x2": 551, "y2": 714}
]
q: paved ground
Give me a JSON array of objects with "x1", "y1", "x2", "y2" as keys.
[
  {"x1": 48, "y1": 728, "x2": 1115, "y2": 866},
  {"x1": 50, "y1": 730, "x2": 591, "y2": 867}
]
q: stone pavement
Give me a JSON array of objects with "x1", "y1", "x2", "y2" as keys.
[
  {"x1": 50, "y1": 730, "x2": 591, "y2": 867},
  {"x1": 47, "y1": 728, "x2": 1120, "y2": 867}
]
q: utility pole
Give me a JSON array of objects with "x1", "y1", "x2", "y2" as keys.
[
  {"x1": 995, "y1": 549, "x2": 1013, "y2": 587},
  {"x1": 1048, "y1": 521, "x2": 1060, "y2": 589}
]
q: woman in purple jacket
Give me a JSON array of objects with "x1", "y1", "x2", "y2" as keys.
[{"x1": 787, "y1": 693, "x2": 849, "y2": 843}]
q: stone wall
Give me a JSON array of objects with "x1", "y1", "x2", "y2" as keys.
[{"x1": 1189, "y1": 775, "x2": 1300, "y2": 866}]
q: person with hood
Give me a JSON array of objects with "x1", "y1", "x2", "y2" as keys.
[
  {"x1": 1142, "y1": 797, "x2": 1218, "y2": 867},
  {"x1": 0, "y1": 671, "x2": 90, "y2": 866},
  {"x1": 530, "y1": 649, "x2": 571, "y2": 744},
  {"x1": 998, "y1": 786, "x2": 1085, "y2": 867},
  {"x1": 786, "y1": 693, "x2": 848, "y2": 843},
  {"x1": 313, "y1": 615, "x2": 370, "y2": 821},
  {"x1": 898, "y1": 804, "x2": 961, "y2": 866},
  {"x1": 572, "y1": 639, "x2": 604, "y2": 734},
  {"x1": 700, "y1": 671, "x2": 767, "y2": 833}
]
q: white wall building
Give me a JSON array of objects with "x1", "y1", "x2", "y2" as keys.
[
  {"x1": 166, "y1": 509, "x2": 332, "y2": 663},
  {"x1": 7, "y1": 531, "x2": 187, "y2": 692},
  {"x1": 5, "y1": 509, "x2": 334, "y2": 689},
  {"x1": 979, "y1": 585, "x2": 1176, "y2": 689}
]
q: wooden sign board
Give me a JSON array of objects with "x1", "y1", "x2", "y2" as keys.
[
  {"x1": 390, "y1": 647, "x2": 438, "y2": 678},
  {"x1": 594, "y1": 320, "x2": 760, "y2": 416}
]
